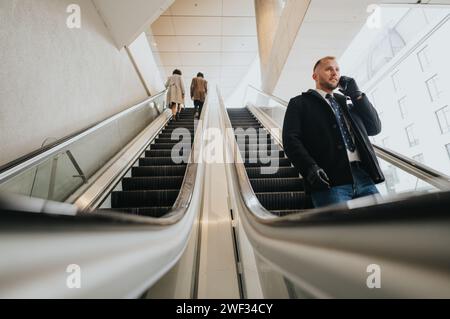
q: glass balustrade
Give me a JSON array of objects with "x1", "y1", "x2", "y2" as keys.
[{"x1": 0, "y1": 93, "x2": 167, "y2": 202}]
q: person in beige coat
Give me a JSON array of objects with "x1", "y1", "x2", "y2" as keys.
[
  {"x1": 190, "y1": 72, "x2": 208, "y2": 119},
  {"x1": 165, "y1": 69, "x2": 185, "y2": 120}
]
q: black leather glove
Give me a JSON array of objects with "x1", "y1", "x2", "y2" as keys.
[
  {"x1": 339, "y1": 76, "x2": 362, "y2": 100},
  {"x1": 306, "y1": 165, "x2": 331, "y2": 190}
]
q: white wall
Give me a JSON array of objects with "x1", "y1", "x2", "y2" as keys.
[
  {"x1": 93, "y1": 0, "x2": 174, "y2": 48},
  {"x1": 128, "y1": 33, "x2": 165, "y2": 95},
  {"x1": 0, "y1": 0, "x2": 150, "y2": 166}
]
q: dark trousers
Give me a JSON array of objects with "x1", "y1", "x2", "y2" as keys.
[{"x1": 194, "y1": 100, "x2": 204, "y2": 118}]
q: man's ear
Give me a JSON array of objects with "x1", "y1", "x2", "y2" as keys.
[{"x1": 312, "y1": 73, "x2": 317, "y2": 81}]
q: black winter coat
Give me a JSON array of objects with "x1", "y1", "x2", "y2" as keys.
[{"x1": 282, "y1": 90, "x2": 385, "y2": 192}]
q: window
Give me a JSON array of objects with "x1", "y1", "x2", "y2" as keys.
[
  {"x1": 387, "y1": 165, "x2": 400, "y2": 183},
  {"x1": 405, "y1": 124, "x2": 419, "y2": 147},
  {"x1": 446, "y1": 144, "x2": 450, "y2": 160},
  {"x1": 382, "y1": 137, "x2": 390, "y2": 148},
  {"x1": 435, "y1": 106, "x2": 450, "y2": 134},
  {"x1": 412, "y1": 153, "x2": 424, "y2": 163},
  {"x1": 417, "y1": 46, "x2": 431, "y2": 72},
  {"x1": 378, "y1": 110, "x2": 384, "y2": 124},
  {"x1": 391, "y1": 71, "x2": 401, "y2": 92},
  {"x1": 425, "y1": 74, "x2": 442, "y2": 102},
  {"x1": 398, "y1": 96, "x2": 408, "y2": 119},
  {"x1": 371, "y1": 89, "x2": 379, "y2": 109}
]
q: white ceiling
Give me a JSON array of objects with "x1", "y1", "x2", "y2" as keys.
[
  {"x1": 149, "y1": 0, "x2": 257, "y2": 100},
  {"x1": 273, "y1": 0, "x2": 450, "y2": 100},
  {"x1": 273, "y1": 0, "x2": 379, "y2": 100},
  {"x1": 94, "y1": 0, "x2": 173, "y2": 47}
]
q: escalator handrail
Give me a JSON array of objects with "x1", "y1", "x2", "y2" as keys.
[
  {"x1": 246, "y1": 87, "x2": 450, "y2": 190},
  {"x1": 0, "y1": 90, "x2": 168, "y2": 184},
  {"x1": 217, "y1": 87, "x2": 276, "y2": 222},
  {"x1": 86, "y1": 97, "x2": 210, "y2": 225},
  {"x1": 218, "y1": 86, "x2": 450, "y2": 225},
  {"x1": 248, "y1": 85, "x2": 288, "y2": 107},
  {"x1": 219, "y1": 87, "x2": 450, "y2": 298},
  {"x1": 0, "y1": 102, "x2": 210, "y2": 299},
  {"x1": 373, "y1": 144, "x2": 450, "y2": 190}
]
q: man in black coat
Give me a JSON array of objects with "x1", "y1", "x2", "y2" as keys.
[{"x1": 282, "y1": 56, "x2": 384, "y2": 207}]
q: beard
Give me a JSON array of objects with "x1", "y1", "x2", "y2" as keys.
[{"x1": 320, "y1": 79, "x2": 338, "y2": 91}]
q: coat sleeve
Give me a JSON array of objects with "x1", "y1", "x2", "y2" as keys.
[
  {"x1": 180, "y1": 78, "x2": 185, "y2": 97},
  {"x1": 351, "y1": 94, "x2": 382, "y2": 136},
  {"x1": 282, "y1": 98, "x2": 317, "y2": 177},
  {"x1": 190, "y1": 79, "x2": 195, "y2": 98},
  {"x1": 165, "y1": 77, "x2": 170, "y2": 88}
]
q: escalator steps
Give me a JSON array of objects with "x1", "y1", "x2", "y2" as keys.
[
  {"x1": 122, "y1": 177, "x2": 184, "y2": 191},
  {"x1": 255, "y1": 192, "x2": 307, "y2": 211},
  {"x1": 132, "y1": 165, "x2": 187, "y2": 177},
  {"x1": 241, "y1": 150, "x2": 285, "y2": 158},
  {"x1": 145, "y1": 149, "x2": 190, "y2": 157},
  {"x1": 139, "y1": 157, "x2": 188, "y2": 166},
  {"x1": 105, "y1": 207, "x2": 172, "y2": 218},
  {"x1": 109, "y1": 108, "x2": 195, "y2": 217},
  {"x1": 156, "y1": 138, "x2": 193, "y2": 144},
  {"x1": 250, "y1": 178, "x2": 304, "y2": 192},
  {"x1": 228, "y1": 107, "x2": 312, "y2": 215},
  {"x1": 151, "y1": 143, "x2": 192, "y2": 150},
  {"x1": 111, "y1": 189, "x2": 180, "y2": 208},
  {"x1": 244, "y1": 158, "x2": 291, "y2": 167},
  {"x1": 245, "y1": 167, "x2": 299, "y2": 179}
]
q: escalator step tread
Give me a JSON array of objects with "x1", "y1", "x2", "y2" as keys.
[
  {"x1": 139, "y1": 157, "x2": 189, "y2": 166},
  {"x1": 156, "y1": 138, "x2": 193, "y2": 144},
  {"x1": 228, "y1": 107, "x2": 314, "y2": 214},
  {"x1": 250, "y1": 178, "x2": 304, "y2": 192},
  {"x1": 244, "y1": 158, "x2": 291, "y2": 167},
  {"x1": 132, "y1": 166, "x2": 187, "y2": 177},
  {"x1": 242, "y1": 150, "x2": 285, "y2": 157},
  {"x1": 145, "y1": 149, "x2": 191, "y2": 157},
  {"x1": 151, "y1": 143, "x2": 192, "y2": 150},
  {"x1": 245, "y1": 167, "x2": 299, "y2": 178},
  {"x1": 255, "y1": 191, "x2": 307, "y2": 210},
  {"x1": 111, "y1": 189, "x2": 180, "y2": 208},
  {"x1": 122, "y1": 176, "x2": 184, "y2": 191}
]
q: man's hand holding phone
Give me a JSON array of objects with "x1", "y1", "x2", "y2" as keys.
[{"x1": 339, "y1": 76, "x2": 363, "y2": 101}]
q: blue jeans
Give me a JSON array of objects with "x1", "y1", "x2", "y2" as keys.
[{"x1": 311, "y1": 164, "x2": 379, "y2": 208}]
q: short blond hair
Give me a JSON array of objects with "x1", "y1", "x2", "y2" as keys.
[{"x1": 313, "y1": 56, "x2": 336, "y2": 72}]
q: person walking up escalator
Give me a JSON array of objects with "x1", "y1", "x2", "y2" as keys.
[
  {"x1": 165, "y1": 69, "x2": 185, "y2": 120},
  {"x1": 190, "y1": 72, "x2": 208, "y2": 119}
]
